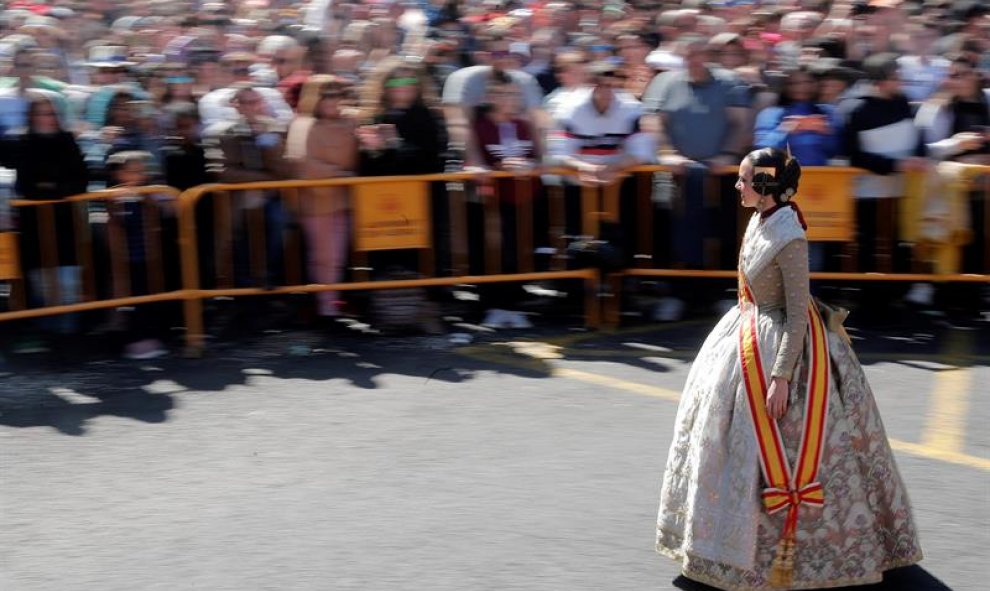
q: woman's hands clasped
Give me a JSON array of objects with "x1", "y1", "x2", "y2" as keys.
[{"x1": 766, "y1": 376, "x2": 790, "y2": 420}]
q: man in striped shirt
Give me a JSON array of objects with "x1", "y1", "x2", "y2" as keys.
[{"x1": 549, "y1": 61, "x2": 656, "y2": 186}]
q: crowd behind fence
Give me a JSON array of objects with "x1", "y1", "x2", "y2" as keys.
[
  {"x1": 1, "y1": 1, "x2": 989, "y2": 358},
  {"x1": 1, "y1": 164, "x2": 987, "y2": 358}
]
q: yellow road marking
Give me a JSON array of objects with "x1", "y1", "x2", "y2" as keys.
[
  {"x1": 458, "y1": 338, "x2": 990, "y2": 472},
  {"x1": 552, "y1": 366, "x2": 990, "y2": 472},
  {"x1": 889, "y1": 439, "x2": 990, "y2": 472},
  {"x1": 554, "y1": 367, "x2": 681, "y2": 402},
  {"x1": 921, "y1": 331, "x2": 974, "y2": 454}
]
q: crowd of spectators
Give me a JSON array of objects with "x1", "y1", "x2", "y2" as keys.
[{"x1": 0, "y1": 0, "x2": 988, "y2": 356}]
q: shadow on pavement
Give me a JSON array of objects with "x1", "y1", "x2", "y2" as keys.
[
  {"x1": 673, "y1": 565, "x2": 953, "y2": 590},
  {"x1": 0, "y1": 327, "x2": 552, "y2": 436},
  {"x1": 0, "y1": 386, "x2": 174, "y2": 436}
]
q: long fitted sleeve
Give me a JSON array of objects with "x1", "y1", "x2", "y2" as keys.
[{"x1": 771, "y1": 238, "x2": 810, "y2": 381}]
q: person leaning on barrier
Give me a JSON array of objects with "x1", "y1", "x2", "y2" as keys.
[
  {"x1": 441, "y1": 27, "x2": 545, "y2": 167},
  {"x1": 915, "y1": 54, "x2": 990, "y2": 167},
  {"x1": 470, "y1": 70, "x2": 541, "y2": 330},
  {"x1": 198, "y1": 51, "x2": 294, "y2": 129},
  {"x1": 838, "y1": 52, "x2": 928, "y2": 278},
  {"x1": 641, "y1": 34, "x2": 752, "y2": 275},
  {"x1": 549, "y1": 61, "x2": 655, "y2": 187},
  {"x1": 285, "y1": 77, "x2": 358, "y2": 322},
  {"x1": 642, "y1": 34, "x2": 751, "y2": 172},
  {"x1": 205, "y1": 84, "x2": 289, "y2": 189},
  {"x1": 356, "y1": 58, "x2": 447, "y2": 177},
  {"x1": 103, "y1": 150, "x2": 173, "y2": 360},
  {"x1": 355, "y1": 58, "x2": 451, "y2": 322},
  {"x1": 911, "y1": 53, "x2": 989, "y2": 318},
  {"x1": 204, "y1": 83, "x2": 291, "y2": 288},
  {"x1": 0, "y1": 92, "x2": 88, "y2": 340},
  {"x1": 754, "y1": 66, "x2": 840, "y2": 168}
]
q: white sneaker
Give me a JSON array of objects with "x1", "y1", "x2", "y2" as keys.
[
  {"x1": 124, "y1": 339, "x2": 167, "y2": 360},
  {"x1": 904, "y1": 282, "x2": 934, "y2": 306},
  {"x1": 652, "y1": 297, "x2": 685, "y2": 322},
  {"x1": 482, "y1": 309, "x2": 508, "y2": 328}
]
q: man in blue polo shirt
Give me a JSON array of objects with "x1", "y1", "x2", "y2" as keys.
[
  {"x1": 641, "y1": 35, "x2": 751, "y2": 319},
  {"x1": 643, "y1": 35, "x2": 751, "y2": 172}
]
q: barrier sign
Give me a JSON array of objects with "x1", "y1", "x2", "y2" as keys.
[
  {"x1": 0, "y1": 232, "x2": 20, "y2": 280},
  {"x1": 798, "y1": 169, "x2": 855, "y2": 242},
  {"x1": 353, "y1": 181, "x2": 432, "y2": 251}
]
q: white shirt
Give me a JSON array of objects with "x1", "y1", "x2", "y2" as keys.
[
  {"x1": 549, "y1": 89, "x2": 655, "y2": 166},
  {"x1": 198, "y1": 86, "x2": 293, "y2": 129}
]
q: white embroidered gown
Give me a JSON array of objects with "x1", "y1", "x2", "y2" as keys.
[{"x1": 655, "y1": 207, "x2": 923, "y2": 590}]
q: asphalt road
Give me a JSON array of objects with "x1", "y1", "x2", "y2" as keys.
[{"x1": 1, "y1": 317, "x2": 987, "y2": 591}]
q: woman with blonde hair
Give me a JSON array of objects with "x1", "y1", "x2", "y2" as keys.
[
  {"x1": 285, "y1": 77, "x2": 359, "y2": 321},
  {"x1": 355, "y1": 58, "x2": 447, "y2": 325}
]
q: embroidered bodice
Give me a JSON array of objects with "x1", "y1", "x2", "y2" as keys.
[{"x1": 739, "y1": 208, "x2": 811, "y2": 381}]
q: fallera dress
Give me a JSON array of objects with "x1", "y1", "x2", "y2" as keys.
[{"x1": 655, "y1": 205, "x2": 923, "y2": 590}]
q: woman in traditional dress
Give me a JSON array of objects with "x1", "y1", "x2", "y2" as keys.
[{"x1": 655, "y1": 147, "x2": 923, "y2": 590}]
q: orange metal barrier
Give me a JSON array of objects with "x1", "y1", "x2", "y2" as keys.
[
  {"x1": 1, "y1": 165, "x2": 988, "y2": 351},
  {"x1": 602, "y1": 164, "x2": 990, "y2": 326},
  {"x1": 0, "y1": 185, "x2": 183, "y2": 323},
  {"x1": 177, "y1": 171, "x2": 602, "y2": 356}
]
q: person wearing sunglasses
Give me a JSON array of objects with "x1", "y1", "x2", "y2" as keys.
[{"x1": 289, "y1": 78, "x2": 358, "y2": 323}]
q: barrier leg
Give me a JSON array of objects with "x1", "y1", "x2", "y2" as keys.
[
  {"x1": 584, "y1": 269, "x2": 601, "y2": 329},
  {"x1": 636, "y1": 173, "x2": 653, "y2": 269},
  {"x1": 180, "y1": 190, "x2": 205, "y2": 357},
  {"x1": 548, "y1": 184, "x2": 566, "y2": 271},
  {"x1": 604, "y1": 272, "x2": 622, "y2": 329},
  {"x1": 581, "y1": 185, "x2": 598, "y2": 237},
  {"x1": 183, "y1": 296, "x2": 205, "y2": 358}
]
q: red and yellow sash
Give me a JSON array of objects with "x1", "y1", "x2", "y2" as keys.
[{"x1": 738, "y1": 281, "x2": 830, "y2": 587}]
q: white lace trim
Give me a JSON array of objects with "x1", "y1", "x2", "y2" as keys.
[{"x1": 739, "y1": 207, "x2": 806, "y2": 282}]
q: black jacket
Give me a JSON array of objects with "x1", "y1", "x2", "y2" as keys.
[
  {"x1": 0, "y1": 131, "x2": 88, "y2": 268},
  {"x1": 839, "y1": 93, "x2": 925, "y2": 175},
  {"x1": 359, "y1": 102, "x2": 448, "y2": 176}
]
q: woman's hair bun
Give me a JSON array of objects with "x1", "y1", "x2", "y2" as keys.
[{"x1": 746, "y1": 147, "x2": 801, "y2": 203}]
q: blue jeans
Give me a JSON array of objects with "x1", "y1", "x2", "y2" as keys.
[
  {"x1": 670, "y1": 162, "x2": 709, "y2": 269},
  {"x1": 234, "y1": 196, "x2": 288, "y2": 288}
]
